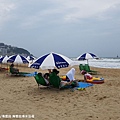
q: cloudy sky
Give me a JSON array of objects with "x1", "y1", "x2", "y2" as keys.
[{"x1": 0, "y1": 0, "x2": 120, "y2": 58}]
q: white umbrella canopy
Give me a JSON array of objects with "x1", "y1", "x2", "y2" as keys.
[
  {"x1": 29, "y1": 52, "x2": 74, "y2": 70},
  {"x1": 7, "y1": 54, "x2": 29, "y2": 64},
  {"x1": 2, "y1": 55, "x2": 9, "y2": 63}
]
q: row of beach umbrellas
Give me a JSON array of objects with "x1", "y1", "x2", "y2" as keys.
[
  {"x1": 0, "y1": 55, "x2": 36, "y2": 64},
  {"x1": 0, "y1": 52, "x2": 99, "y2": 70}
]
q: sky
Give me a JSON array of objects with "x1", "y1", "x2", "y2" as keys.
[{"x1": 0, "y1": 0, "x2": 120, "y2": 58}]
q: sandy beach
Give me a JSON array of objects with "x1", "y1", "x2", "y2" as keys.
[{"x1": 0, "y1": 64, "x2": 120, "y2": 120}]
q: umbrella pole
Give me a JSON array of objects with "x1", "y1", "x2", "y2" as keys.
[
  {"x1": 87, "y1": 59, "x2": 89, "y2": 65},
  {"x1": 7, "y1": 63, "x2": 9, "y2": 72}
]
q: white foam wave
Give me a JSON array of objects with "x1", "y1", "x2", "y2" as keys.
[{"x1": 71, "y1": 58, "x2": 120, "y2": 69}]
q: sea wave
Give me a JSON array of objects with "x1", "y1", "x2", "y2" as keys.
[{"x1": 71, "y1": 58, "x2": 120, "y2": 69}]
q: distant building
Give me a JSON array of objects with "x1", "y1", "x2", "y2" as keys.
[{"x1": 0, "y1": 46, "x2": 7, "y2": 56}]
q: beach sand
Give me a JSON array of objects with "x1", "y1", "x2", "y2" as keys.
[{"x1": 0, "y1": 64, "x2": 120, "y2": 120}]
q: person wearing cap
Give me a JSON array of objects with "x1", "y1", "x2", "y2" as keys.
[
  {"x1": 81, "y1": 70, "x2": 93, "y2": 82},
  {"x1": 51, "y1": 69, "x2": 75, "y2": 87}
]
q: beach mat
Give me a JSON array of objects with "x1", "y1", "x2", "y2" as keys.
[
  {"x1": 77, "y1": 82, "x2": 93, "y2": 89},
  {"x1": 70, "y1": 82, "x2": 93, "y2": 91},
  {"x1": 23, "y1": 72, "x2": 37, "y2": 77}
]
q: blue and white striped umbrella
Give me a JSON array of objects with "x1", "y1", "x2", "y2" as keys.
[
  {"x1": 26, "y1": 56, "x2": 36, "y2": 61},
  {"x1": 0, "y1": 56, "x2": 4, "y2": 63},
  {"x1": 77, "y1": 53, "x2": 98, "y2": 64},
  {"x1": 0, "y1": 55, "x2": 9, "y2": 63},
  {"x1": 29, "y1": 52, "x2": 73, "y2": 70},
  {"x1": 7, "y1": 54, "x2": 29, "y2": 64}
]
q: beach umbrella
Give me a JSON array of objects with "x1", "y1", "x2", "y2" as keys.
[
  {"x1": 77, "y1": 52, "x2": 98, "y2": 64},
  {"x1": 0, "y1": 55, "x2": 9, "y2": 69},
  {"x1": 0, "y1": 55, "x2": 9, "y2": 63},
  {"x1": 7, "y1": 54, "x2": 29, "y2": 64},
  {"x1": 1, "y1": 55, "x2": 9, "y2": 63},
  {"x1": 29, "y1": 52, "x2": 74, "y2": 70},
  {"x1": 0, "y1": 56, "x2": 4, "y2": 63},
  {"x1": 26, "y1": 56, "x2": 36, "y2": 61}
]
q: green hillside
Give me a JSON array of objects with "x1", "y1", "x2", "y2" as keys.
[{"x1": 0, "y1": 43, "x2": 33, "y2": 56}]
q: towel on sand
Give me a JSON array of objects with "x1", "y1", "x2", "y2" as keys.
[
  {"x1": 23, "y1": 72, "x2": 37, "y2": 77},
  {"x1": 77, "y1": 82, "x2": 93, "y2": 89}
]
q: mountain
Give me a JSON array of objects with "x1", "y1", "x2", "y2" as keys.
[{"x1": 0, "y1": 43, "x2": 33, "y2": 56}]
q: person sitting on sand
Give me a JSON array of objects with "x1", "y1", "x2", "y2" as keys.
[
  {"x1": 66, "y1": 68, "x2": 76, "y2": 82},
  {"x1": 51, "y1": 69, "x2": 78, "y2": 87},
  {"x1": 43, "y1": 73, "x2": 50, "y2": 85},
  {"x1": 38, "y1": 72, "x2": 50, "y2": 86},
  {"x1": 81, "y1": 70, "x2": 93, "y2": 82},
  {"x1": 51, "y1": 69, "x2": 71, "y2": 87},
  {"x1": 66, "y1": 68, "x2": 79, "y2": 87},
  {"x1": 10, "y1": 63, "x2": 19, "y2": 74}
]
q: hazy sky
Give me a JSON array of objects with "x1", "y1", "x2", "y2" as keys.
[{"x1": 0, "y1": 0, "x2": 120, "y2": 58}]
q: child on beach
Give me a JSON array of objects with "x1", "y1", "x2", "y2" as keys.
[{"x1": 81, "y1": 70, "x2": 93, "y2": 82}]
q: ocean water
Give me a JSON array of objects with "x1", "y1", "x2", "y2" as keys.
[{"x1": 71, "y1": 57, "x2": 120, "y2": 69}]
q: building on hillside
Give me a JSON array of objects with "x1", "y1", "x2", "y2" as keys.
[{"x1": 0, "y1": 46, "x2": 7, "y2": 56}]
